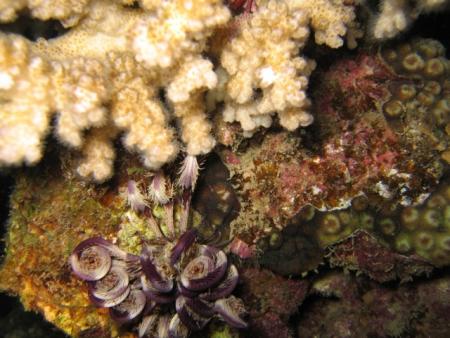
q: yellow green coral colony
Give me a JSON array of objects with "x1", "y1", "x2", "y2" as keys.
[{"x1": 315, "y1": 178, "x2": 450, "y2": 267}]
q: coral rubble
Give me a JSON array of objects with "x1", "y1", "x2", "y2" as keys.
[
  {"x1": 298, "y1": 271, "x2": 450, "y2": 337},
  {"x1": 238, "y1": 268, "x2": 309, "y2": 338}
]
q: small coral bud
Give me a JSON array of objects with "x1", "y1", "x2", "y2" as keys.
[
  {"x1": 337, "y1": 211, "x2": 352, "y2": 225},
  {"x1": 382, "y1": 49, "x2": 398, "y2": 63},
  {"x1": 396, "y1": 83, "x2": 416, "y2": 101},
  {"x1": 320, "y1": 214, "x2": 341, "y2": 235},
  {"x1": 432, "y1": 107, "x2": 448, "y2": 125},
  {"x1": 426, "y1": 194, "x2": 447, "y2": 208},
  {"x1": 414, "y1": 231, "x2": 435, "y2": 251},
  {"x1": 416, "y1": 91, "x2": 435, "y2": 106},
  {"x1": 269, "y1": 232, "x2": 283, "y2": 249},
  {"x1": 400, "y1": 207, "x2": 419, "y2": 231},
  {"x1": 437, "y1": 234, "x2": 450, "y2": 251},
  {"x1": 423, "y1": 58, "x2": 446, "y2": 78},
  {"x1": 395, "y1": 232, "x2": 411, "y2": 253},
  {"x1": 416, "y1": 40, "x2": 444, "y2": 59},
  {"x1": 421, "y1": 209, "x2": 442, "y2": 229},
  {"x1": 397, "y1": 43, "x2": 412, "y2": 57},
  {"x1": 424, "y1": 81, "x2": 442, "y2": 95},
  {"x1": 178, "y1": 155, "x2": 200, "y2": 191},
  {"x1": 126, "y1": 180, "x2": 148, "y2": 212},
  {"x1": 435, "y1": 99, "x2": 450, "y2": 113},
  {"x1": 351, "y1": 195, "x2": 369, "y2": 212},
  {"x1": 383, "y1": 99, "x2": 404, "y2": 118},
  {"x1": 298, "y1": 205, "x2": 315, "y2": 221},
  {"x1": 402, "y1": 53, "x2": 425, "y2": 72},
  {"x1": 378, "y1": 218, "x2": 397, "y2": 236},
  {"x1": 359, "y1": 212, "x2": 375, "y2": 229}
]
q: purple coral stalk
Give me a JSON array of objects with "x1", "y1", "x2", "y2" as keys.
[
  {"x1": 149, "y1": 172, "x2": 171, "y2": 204},
  {"x1": 149, "y1": 172, "x2": 175, "y2": 238},
  {"x1": 126, "y1": 180, "x2": 148, "y2": 212},
  {"x1": 178, "y1": 155, "x2": 200, "y2": 191}
]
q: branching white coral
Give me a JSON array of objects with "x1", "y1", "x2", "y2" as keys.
[
  {"x1": 132, "y1": 0, "x2": 230, "y2": 69},
  {"x1": 295, "y1": 0, "x2": 360, "y2": 48},
  {"x1": 0, "y1": 0, "x2": 362, "y2": 179},
  {"x1": 77, "y1": 125, "x2": 118, "y2": 181},
  {"x1": 371, "y1": 0, "x2": 449, "y2": 40},
  {"x1": 0, "y1": 35, "x2": 52, "y2": 165},
  {"x1": 217, "y1": 0, "x2": 359, "y2": 135},
  {"x1": 0, "y1": 0, "x2": 230, "y2": 181},
  {"x1": 0, "y1": 0, "x2": 92, "y2": 27}
]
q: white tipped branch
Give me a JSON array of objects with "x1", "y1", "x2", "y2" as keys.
[
  {"x1": 178, "y1": 155, "x2": 200, "y2": 191},
  {"x1": 126, "y1": 180, "x2": 149, "y2": 212}
]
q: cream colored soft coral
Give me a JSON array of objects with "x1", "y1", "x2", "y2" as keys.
[
  {"x1": 0, "y1": 35, "x2": 52, "y2": 165},
  {"x1": 110, "y1": 75, "x2": 178, "y2": 170},
  {"x1": 295, "y1": 0, "x2": 359, "y2": 48},
  {"x1": 0, "y1": 0, "x2": 137, "y2": 26},
  {"x1": 132, "y1": 0, "x2": 230, "y2": 69},
  {"x1": 0, "y1": 0, "x2": 91, "y2": 27},
  {"x1": 51, "y1": 58, "x2": 109, "y2": 147},
  {"x1": 77, "y1": 125, "x2": 118, "y2": 181},
  {"x1": 0, "y1": 0, "x2": 230, "y2": 181},
  {"x1": 168, "y1": 57, "x2": 217, "y2": 156},
  {"x1": 218, "y1": 0, "x2": 358, "y2": 135},
  {"x1": 371, "y1": 0, "x2": 449, "y2": 39}
]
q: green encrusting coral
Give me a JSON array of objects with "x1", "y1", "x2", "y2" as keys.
[
  {"x1": 0, "y1": 153, "x2": 131, "y2": 337},
  {"x1": 0, "y1": 151, "x2": 239, "y2": 337}
]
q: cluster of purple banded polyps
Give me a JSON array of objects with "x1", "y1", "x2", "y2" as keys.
[{"x1": 69, "y1": 155, "x2": 247, "y2": 337}]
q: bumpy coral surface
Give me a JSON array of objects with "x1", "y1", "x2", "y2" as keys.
[
  {"x1": 0, "y1": 155, "x2": 128, "y2": 337},
  {"x1": 218, "y1": 37, "x2": 449, "y2": 247},
  {"x1": 298, "y1": 271, "x2": 450, "y2": 337},
  {"x1": 0, "y1": 0, "x2": 229, "y2": 181},
  {"x1": 211, "y1": 0, "x2": 359, "y2": 135},
  {"x1": 0, "y1": 0, "x2": 361, "y2": 182},
  {"x1": 326, "y1": 229, "x2": 434, "y2": 282},
  {"x1": 238, "y1": 268, "x2": 309, "y2": 338}
]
